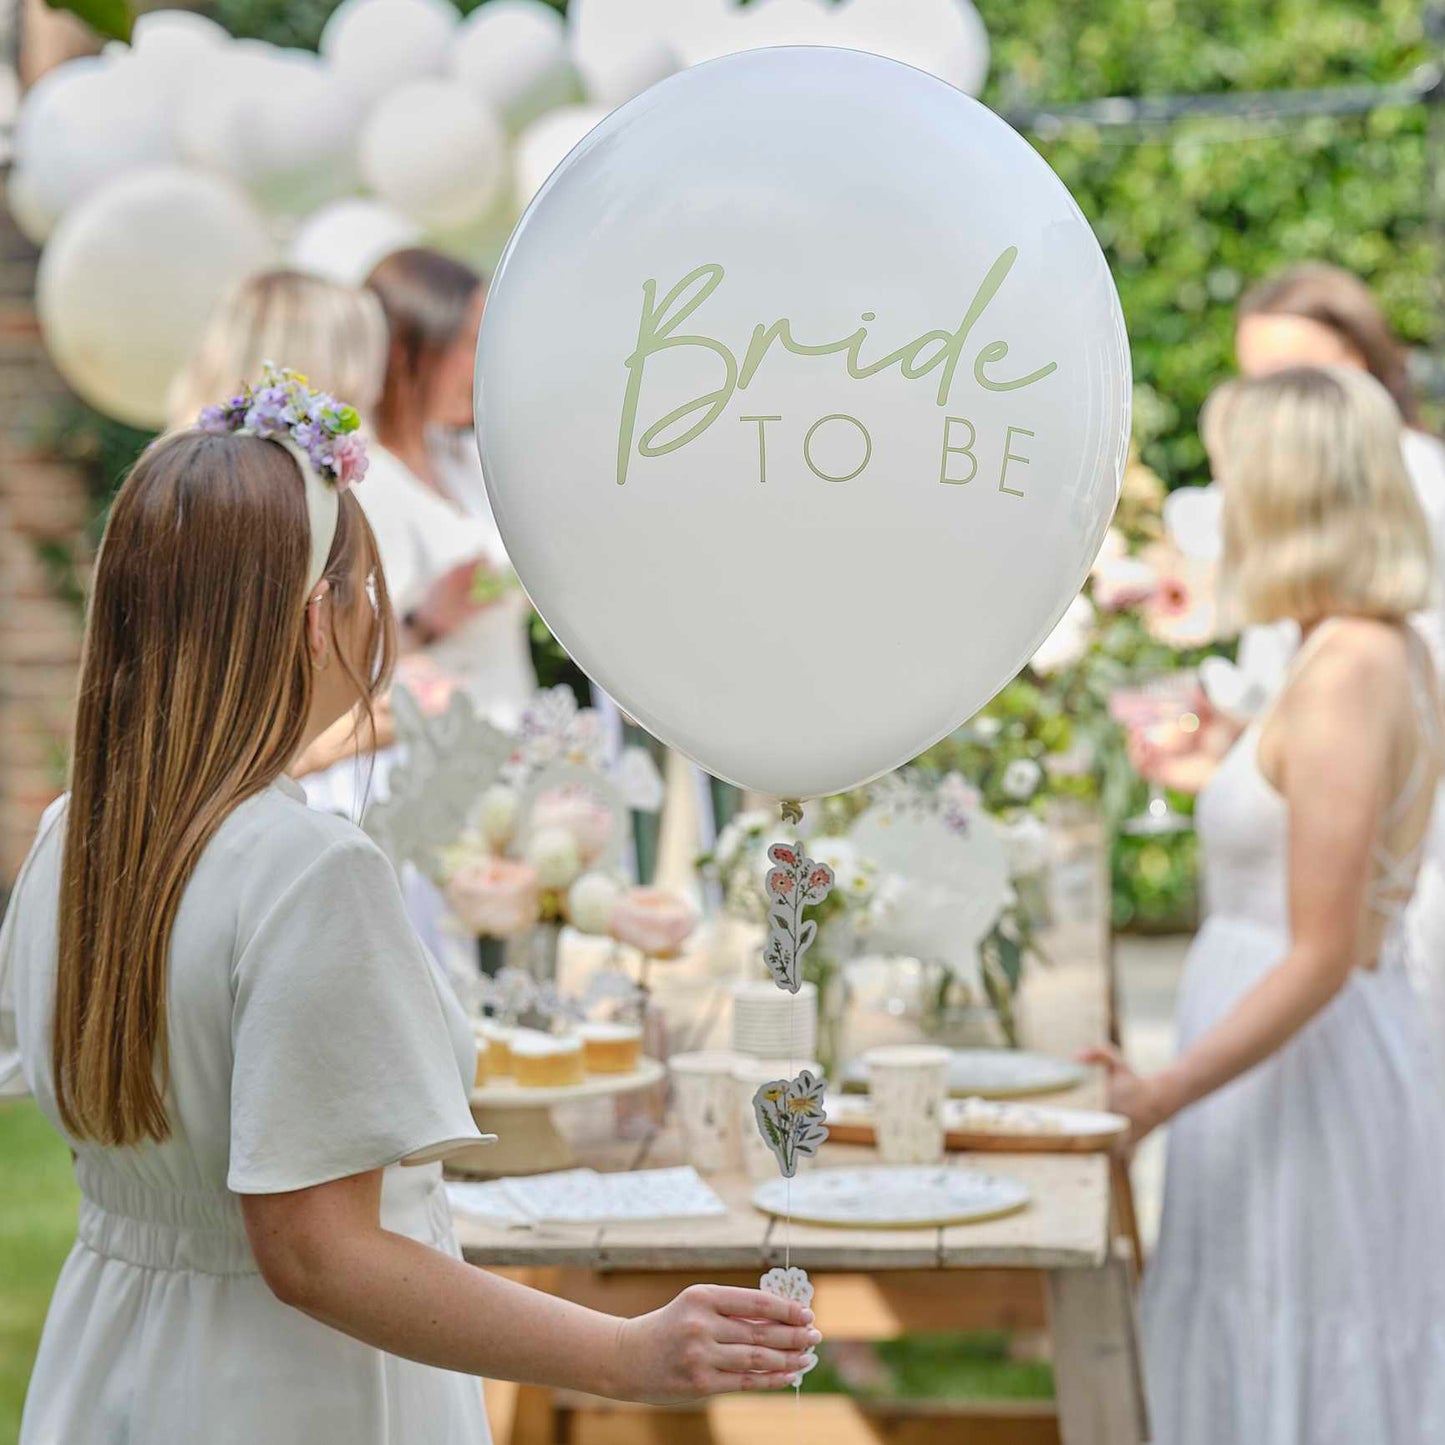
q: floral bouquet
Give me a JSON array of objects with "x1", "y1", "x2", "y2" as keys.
[
  {"x1": 435, "y1": 686, "x2": 697, "y2": 973},
  {"x1": 751, "y1": 1069, "x2": 829, "y2": 1179}
]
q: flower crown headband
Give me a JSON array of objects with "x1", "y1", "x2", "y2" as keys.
[{"x1": 198, "y1": 363, "x2": 370, "y2": 593}]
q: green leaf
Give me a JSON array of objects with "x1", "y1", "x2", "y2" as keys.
[{"x1": 44, "y1": 0, "x2": 133, "y2": 42}]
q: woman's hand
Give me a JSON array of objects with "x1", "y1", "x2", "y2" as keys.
[
  {"x1": 407, "y1": 559, "x2": 486, "y2": 646},
  {"x1": 1126, "y1": 696, "x2": 1238, "y2": 796},
  {"x1": 1079, "y1": 1044, "x2": 1174, "y2": 1145},
  {"x1": 614, "y1": 1284, "x2": 819, "y2": 1403}
]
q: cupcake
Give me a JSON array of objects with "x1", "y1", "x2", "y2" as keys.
[
  {"x1": 478, "y1": 1019, "x2": 515, "y2": 1077},
  {"x1": 578, "y1": 1020, "x2": 642, "y2": 1075},
  {"x1": 471, "y1": 1029, "x2": 492, "y2": 1088},
  {"x1": 510, "y1": 1029, "x2": 585, "y2": 1089}
]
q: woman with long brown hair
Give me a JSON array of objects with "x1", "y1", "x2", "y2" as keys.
[{"x1": 0, "y1": 379, "x2": 816, "y2": 1444}]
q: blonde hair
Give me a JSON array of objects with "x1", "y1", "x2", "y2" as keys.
[
  {"x1": 1203, "y1": 366, "x2": 1433, "y2": 629},
  {"x1": 167, "y1": 271, "x2": 389, "y2": 430}
]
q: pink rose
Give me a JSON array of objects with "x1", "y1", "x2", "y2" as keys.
[
  {"x1": 332, "y1": 433, "x2": 369, "y2": 491},
  {"x1": 444, "y1": 857, "x2": 542, "y2": 937},
  {"x1": 530, "y1": 785, "x2": 615, "y2": 865},
  {"x1": 608, "y1": 886, "x2": 697, "y2": 958}
]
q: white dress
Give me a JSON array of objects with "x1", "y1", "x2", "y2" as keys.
[
  {"x1": 0, "y1": 778, "x2": 494, "y2": 1445},
  {"x1": 1143, "y1": 631, "x2": 1445, "y2": 1444}
]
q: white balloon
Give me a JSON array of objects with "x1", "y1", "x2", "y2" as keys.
[
  {"x1": 287, "y1": 196, "x2": 422, "y2": 286},
  {"x1": 478, "y1": 48, "x2": 1128, "y2": 799},
  {"x1": 359, "y1": 79, "x2": 506, "y2": 230},
  {"x1": 451, "y1": 0, "x2": 577, "y2": 132},
  {"x1": 6, "y1": 166, "x2": 57, "y2": 245},
  {"x1": 129, "y1": 9, "x2": 230, "y2": 83},
  {"x1": 681, "y1": 0, "x2": 836, "y2": 63},
  {"x1": 835, "y1": 0, "x2": 989, "y2": 96},
  {"x1": 38, "y1": 167, "x2": 274, "y2": 429},
  {"x1": 512, "y1": 105, "x2": 609, "y2": 207},
  {"x1": 179, "y1": 45, "x2": 363, "y2": 214},
  {"x1": 320, "y1": 0, "x2": 458, "y2": 103},
  {"x1": 14, "y1": 55, "x2": 175, "y2": 222},
  {"x1": 567, "y1": 0, "x2": 679, "y2": 107}
]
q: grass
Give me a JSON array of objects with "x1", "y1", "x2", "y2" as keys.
[
  {"x1": 0, "y1": 1098, "x2": 1050, "y2": 1438},
  {"x1": 0, "y1": 1100, "x2": 78, "y2": 1445}
]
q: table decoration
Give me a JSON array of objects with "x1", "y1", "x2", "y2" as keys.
[
  {"x1": 842, "y1": 1047, "x2": 1085, "y2": 1100},
  {"x1": 669, "y1": 1051, "x2": 739, "y2": 1174},
  {"x1": 751, "y1": 1166, "x2": 1031, "y2": 1230},
  {"x1": 447, "y1": 1165, "x2": 726, "y2": 1226},
  {"x1": 861, "y1": 1044, "x2": 951, "y2": 1166},
  {"x1": 825, "y1": 1095, "x2": 1128, "y2": 1154}
]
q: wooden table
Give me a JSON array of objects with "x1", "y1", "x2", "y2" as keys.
[{"x1": 455, "y1": 832, "x2": 1148, "y2": 1445}]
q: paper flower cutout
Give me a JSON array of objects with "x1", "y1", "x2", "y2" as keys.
[
  {"x1": 752, "y1": 1068, "x2": 829, "y2": 1178},
  {"x1": 762, "y1": 842, "x2": 835, "y2": 993},
  {"x1": 760, "y1": 1265, "x2": 814, "y2": 1307},
  {"x1": 760, "y1": 1265, "x2": 820, "y2": 1378}
]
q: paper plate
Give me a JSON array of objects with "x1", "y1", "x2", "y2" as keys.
[
  {"x1": 843, "y1": 1047, "x2": 1085, "y2": 1100},
  {"x1": 752, "y1": 1165, "x2": 1030, "y2": 1229}
]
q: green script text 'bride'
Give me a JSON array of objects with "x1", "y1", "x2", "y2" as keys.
[{"x1": 615, "y1": 247, "x2": 1059, "y2": 487}]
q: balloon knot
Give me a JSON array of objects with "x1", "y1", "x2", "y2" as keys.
[{"x1": 780, "y1": 799, "x2": 804, "y2": 825}]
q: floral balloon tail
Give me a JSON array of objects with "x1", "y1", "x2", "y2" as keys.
[{"x1": 762, "y1": 842, "x2": 836, "y2": 994}]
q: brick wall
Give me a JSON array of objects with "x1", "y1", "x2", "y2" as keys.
[{"x1": 0, "y1": 172, "x2": 89, "y2": 885}]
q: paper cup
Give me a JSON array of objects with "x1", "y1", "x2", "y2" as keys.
[
  {"x1": 731, "y1": 1055, "x2": 825, "y2": 1181},
  {"x1": 864, "y1": 1044, "x2": 951, "y2": 1165},
  {"x1": 669, "y1": 1051, "x2": 739, "y2": 1173}
]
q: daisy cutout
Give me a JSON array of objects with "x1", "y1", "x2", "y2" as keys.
[{"x1": 761, "y1": 1266, "x2": 820, "y2": 1378}]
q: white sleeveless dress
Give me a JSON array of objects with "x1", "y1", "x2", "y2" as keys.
[
  {"x1": 1142, "y1": 629, "x2": 1445, "y2": 1443},
  {"x1": 0, "y1": 778, "x2": 494, "y2": 1445}
]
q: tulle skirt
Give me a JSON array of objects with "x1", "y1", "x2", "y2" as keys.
[{"x1": 1143, "y1": 913, "x2": 1445, "y2": 1445}]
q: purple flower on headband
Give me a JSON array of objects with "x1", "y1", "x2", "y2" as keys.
[
  {"x1": 331, "y1": 432, "x2": 368, "y2": 491},
  {"x1": 196, "y1": 364, "x2": 368, "y2": 492}
]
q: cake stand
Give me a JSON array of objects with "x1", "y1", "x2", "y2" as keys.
[{"x1": 455, "y1": 1058, "x2": 666, "y2": 1177}]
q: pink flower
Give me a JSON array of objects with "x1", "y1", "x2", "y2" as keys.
[
  {"x1": 1141, "y1": 543, "x2": 1217, "y2": 648},
  {"x1": 767, "y1": 868, "x2": 795, "y2": 897},
  {"x1": 1092, "y1": 554, "x2": 1157, "y2": 612},
  {"x1": 531, "y1": 785, "x2": 615, "y2": 865},
  {"x1": 806, "y1": 866, "x2": 832, "y2": 892},
  {"x1": 444, "y1": 857, "x2": 542, "y2": 937},
  {"x1": 767, "y1": 844, "x2": 799, "y2": 867},
  {"x1": 331, "y1": 432, "x2": 369, "y2": 491},
  {"x1": 608, "y1": 886, "x2": 697, "y2": 958}
]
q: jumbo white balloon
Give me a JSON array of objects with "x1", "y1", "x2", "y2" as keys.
[
  {"x1": 38, "y1": 167, "x2": 274, "y2": 429},
  {"x1": 360, "y1": 79, "x2": 507, "y2": 230},
  {"x1": 13, "y1": 55, "x2": 175, "y2": 222},
  {"x1": 837, "y1": 0, "x2": 989, "y2": 95},
  {"x1": 451, "y1": 0, "x2": 577, "y2": 131},
  {"x1": 129, "y1": 9, "x2": 229, "y2": 86},
  {"x1": 181, "y1": 46, "x2": 363, "y2": 213},
  {"x1": 479, "y1": 49, "x2": 1128, "y2": 799},
  {"x1": 567, "y1": 0, "x2": 679, "y2": 107},
  {"x1": 513, "y1": 105, "x2": 609, "y2": 207},
  {"x1": 321, "y1": 0, "x2": 458, "y2": 103},
  {"x1": 287, "y1": 196, "x2": 422, "y2": 286}
]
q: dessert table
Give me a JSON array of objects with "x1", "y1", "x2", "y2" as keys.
[{"x1": 454, "y1": 826, "x2": 1147, "y2": 1444}]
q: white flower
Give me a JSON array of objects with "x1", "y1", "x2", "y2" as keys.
[
  {"x1": 567, "y1": 871, "x2": 624, "y2": 934},
  {"x1": 1030, "y1": 594, "x2": 1094, "y2": 675},
  {"x1": 478, "y1": 785, "x2": 519, "y2": 848},
  {"x1": 1001, "y1": 758, "x2": 1043, "y2": 801},
  {"x1": 1163, "y1": 482, "x2": 1224, "y2": 563},
  {"x1": 998, "y1": 812, "x2": 1052, "y2": 877},
  {"x1": 526, "y1": 826, "x2": 582, "y2": 889}
]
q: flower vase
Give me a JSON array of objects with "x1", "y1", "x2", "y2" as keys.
[
  {"x1": 922, "y1": 964, "x2": 1004, "y2": 1048},
  {"x1": 813, "y1": 965, "x2": 849, "y2": 1082},
  {"x1": 509, "y1": 922, "x2": 561, "y2": 986}
]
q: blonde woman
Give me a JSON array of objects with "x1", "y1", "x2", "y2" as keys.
[
  {"x1": 0, "y1": 397, "x2": 815, "y2": 1445},
  {"x1": 1088, "y1": 367, "x2": 1445, "y2": 1444}
]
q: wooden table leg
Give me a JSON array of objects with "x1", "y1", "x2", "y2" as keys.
[
  {"x1": 1046, "y1": 1252, "x2": 1149, "y2": 1445},
  {"x1": 1110, "y1": 1153, "x2": 1145, "y2": 1279}
]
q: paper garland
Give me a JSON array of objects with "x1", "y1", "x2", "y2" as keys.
[
  {"x1": 762, "y1": 841, "x2": 835, "y2": 993},
  {"x1": 751, "y1": 1068, "x2": 830, "y2": 1178},
  {"x1": 760, "y1": 1264, "x2": 819, "y2": 1376}
]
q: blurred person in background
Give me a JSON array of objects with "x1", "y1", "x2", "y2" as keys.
[
  {"x1": 366, "y1": 247, "x2": 535, "y2": 728},
  {"x1": 1136, "y1": 263, "x2": 1445, "y2": 1051},
  {"x1": 1091, "y1": 367, "x2": 1445, "y2": 1445}
]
